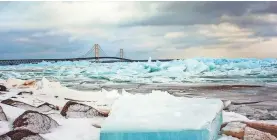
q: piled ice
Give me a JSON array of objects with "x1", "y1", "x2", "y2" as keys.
[
  {"x1": 100, "y1": 91, "x2": 224, "y2": 140},
  {"x1": 1, "y1": 58, "x2": 277, "y2": 85}
]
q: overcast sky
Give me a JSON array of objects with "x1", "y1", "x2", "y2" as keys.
[{"x1": 1, "y1": 1, "x2": 277, "y2": 59}]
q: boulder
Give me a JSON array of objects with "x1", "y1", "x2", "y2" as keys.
[
  {"x1": 13, "y1": 110, "x2": 59, "y2": 134},
  {"x1": 1, "y1": 99, "x2": 38, "y2": 112},
  {"x1": 61, "y1": 101, "x2": 109, "y2": 118},
  {"x1": 0, "y1": 105, "x2": 8, "y2": 121},
  {"x1": 244, "y1": 127, "x2": 277, "y2": 140},
  {"x1": 245, "y1": 121, "x2": 277, "y2": 138},
  {"x1": 0, "y1": 85, "x2": 7, "y2": 91},
  {"x1": 1, "y1": 99, "x2": 58, "y2": 112},
  {"x1": 0, "y1": 129, "x2": 45, "y2": 140}
]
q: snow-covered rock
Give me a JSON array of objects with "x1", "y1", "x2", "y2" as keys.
[
  {"x1": 0, "y1": 129, "x2": 45, "y2": 140},
  {"x1": 1, "y1": 99, "x2": 38, "y2": 111},
  {"x1": 60, "y1": 101, "x2": 109, "y2": 118},
  {"x1": 1, "y1": 99, "x2": 58, "y2": 113},
  {"x1": 13, "y1": 110, "x2": 59, "y2": 134}
]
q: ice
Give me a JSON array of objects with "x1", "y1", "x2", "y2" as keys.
[
  {"x1": 100, "y1": 91, "x2": 224, "y2": 140},
  {"x1": 1, "y1": 58, "x2": 277, "y2": 85},
  {"x1": 147, "y1": 57, "x2": 151, "y2": 63}
]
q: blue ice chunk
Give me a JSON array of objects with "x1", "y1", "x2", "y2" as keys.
[{"x1": 100, "y1": 92, "x2": 224, "y2": 140}]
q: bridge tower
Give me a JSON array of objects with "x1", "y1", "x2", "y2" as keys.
[
  {"x1": 120, "y1": 49, "x2": 124, "y2": 59},
  {"x1": 94, "y1": 44, "x2": 99, "y2": 62}
]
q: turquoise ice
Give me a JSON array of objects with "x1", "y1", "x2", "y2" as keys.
[
  {"x1": 1, "y1": 58, "x2": 277, "y2": 85},
  {"x1": 100, "y1": 92, "x2": 224, "y2": 140}
]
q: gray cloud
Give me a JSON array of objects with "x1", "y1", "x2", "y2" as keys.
[
  {"x1": 252, "y1": 2, "x2": 277, "y2": 14},
  {"x1": 122, "y1": 2, "x2": 268, "y2": 27}
]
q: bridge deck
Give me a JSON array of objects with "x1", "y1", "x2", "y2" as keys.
[{"x1": 0, "y1": 57, "x2": 175, "y2": 65}]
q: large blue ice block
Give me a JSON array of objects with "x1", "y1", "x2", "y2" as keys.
[{"x1": 100, "y1": 93, "x2": 223, "y2": 140}]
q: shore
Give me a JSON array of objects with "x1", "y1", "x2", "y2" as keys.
[
  {"x1": 69, "y1": 83, "x2": 277, "y2": 120},
  {"x1": 0, "y1": 78, "x2": 277, "y2": 139}
]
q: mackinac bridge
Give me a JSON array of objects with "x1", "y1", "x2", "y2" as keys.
[{"x1": 0, "y1": 44, "x2": 174, "y2": 65}]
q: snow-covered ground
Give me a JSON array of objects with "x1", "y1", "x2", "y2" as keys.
[{"x1": 0, "y1": 78, "x2": 260, "y2": 140}]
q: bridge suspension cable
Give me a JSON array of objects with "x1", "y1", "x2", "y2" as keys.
[{"x1": 80, "y1": 44, "x2": 128, "y2": 61}]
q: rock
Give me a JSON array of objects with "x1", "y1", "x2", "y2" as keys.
[
  {"x1": 13, "y1": 110, "x2": 59, "y2": 134},
  {"x1": 0, "y1": 129, "x2": 45, "y2": 140},
  {"x1": 22, "y1": 80, "x2": 36, "y2": 86},
  {"x1": 245, "y1": 121, "x2": 277, "y2": 138},
  {"x1": 17, "y1": 80, "x2": 37, "y2": 88},
  {"x1": 269, "y1": 111, "x2": 277, "y2": 120},
  {"x1": 222, "y1": 122, "x2": 247, "y2": 139},
  {"x1": 1, "y1": 99, "x2": 57, "y2": 112},
  {"x1": 37, "y1": 103, "x2": 59, "y2": 112},
  {"x1": 227, "y1": 105, "x2": 275, "y2": 120},
  {"x1": 0, "y1": 105, "x2": 8, "y2": 121},
  {"x1": 1, "y1": 99, "x2": 38, "y2": 111},
  {"x1": 0, "y1": 85, "x2": 7, "y2": 91},
  {"x1": 92, "y1": 124, "x2": 101, "y2": 128},
  {"x1": 17, "y1": 91, "x2": 33, "y2": 95},
  {"x1": 244, "y1": 127, "x2": 277, "y2": 140},
  {"x1": 61, "y1": 101, "x2": 109, "y2": 118}
]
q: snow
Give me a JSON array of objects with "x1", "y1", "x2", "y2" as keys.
[
  {"x1": 222, "y1": 111, "x2": 250, "y2": 123},
  {"x1": 42, "y1": 117, "x2": 103, "y2": 140},
  {"x1": 218, "y1": 135, "x2": 239, "y2": 140},
  {"x1": 0, "y1": 121, "x2": 10, "y2": 135},
  {"x1": 222, "y1": 122, "x2": 246, "y2": 133},
  {"x1": 100, "y1": 91, "x2": 224, "y2": 140},
  {"x1": 0, "y1": 103, "x2": 25, "y2": 121}
]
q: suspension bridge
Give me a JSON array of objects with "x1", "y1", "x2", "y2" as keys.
[{"x1": 0, "y1": 44, "x2": 174, "y2": 65}]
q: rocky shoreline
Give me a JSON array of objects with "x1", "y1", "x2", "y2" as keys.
[{"x1": 1, "y1": 79, "x2": 277, "y2": 139}]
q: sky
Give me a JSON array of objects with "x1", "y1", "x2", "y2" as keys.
[{"x1": 1, "y1": 1, "x2": 277, "y2": 59}]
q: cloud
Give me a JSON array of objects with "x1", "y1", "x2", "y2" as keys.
[
  {"x1": 0, "y1": 1, "x2": 277, "y2": 59},
  {"x1": 15, "y1": 37, "x2": 33, "y2": 43},
  {"x1": 164, "y1": 32, "x2": 187, "y2": 39}
]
